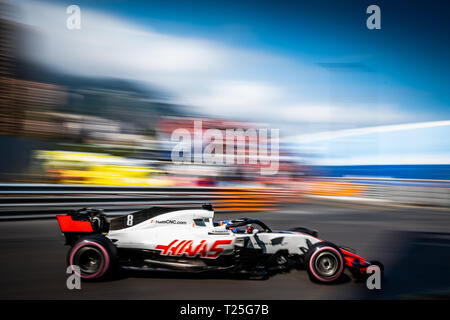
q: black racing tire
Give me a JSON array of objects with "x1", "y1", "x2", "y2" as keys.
[
  {"x1": 67, "y1": 234, "x2": 118, "y2": 281},
  {"x1": 305, "y1": 241, "x2": 344, "y2": 283}
]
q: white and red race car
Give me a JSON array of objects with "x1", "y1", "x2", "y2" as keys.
[{"x1": 56, "y1": 204, "x2": 382, "y2": 283}]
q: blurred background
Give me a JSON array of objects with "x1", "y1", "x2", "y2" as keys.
[
  {"x1": 0, "y1": 0, "x2": 449, "y2": 299},
  {"x1": 1, "y1": 0, "x2": 449, "y2": 208}
]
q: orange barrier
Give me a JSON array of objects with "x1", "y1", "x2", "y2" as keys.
[
  {"x1": 0, "y1": 184, "x2": 305, "y2": 218},
  {"x1": 212, "y1": 188, "x2": 300, "y2": 211},
  {"x1": 306, "y1": 181, "x2": 366, "y2": 197}
]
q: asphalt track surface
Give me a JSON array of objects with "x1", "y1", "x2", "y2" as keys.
[{"x1": 1, "y1": 200, "x2": 450, "y2": 300}]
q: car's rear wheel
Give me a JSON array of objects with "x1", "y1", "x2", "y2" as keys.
[
  {"x1": 67, "y1": 234, "x2": 117, "y2": 280},
  {"x1": 306, "y1": 242, "x2": 344, "y2": 283}
]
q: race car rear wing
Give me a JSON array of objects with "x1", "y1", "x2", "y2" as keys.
[{"x1": 56, "y1": 208, "x2": 109, "y2": 245}]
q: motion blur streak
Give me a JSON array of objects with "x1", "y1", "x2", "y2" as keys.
[
  {"x1": 284, "y1": 120, "x2": 450, "y2": 144},
  {"x1": 0, "y1": 0, "x2": 449, "y2": 299},
  {"x1": 1, "y1": 0, "x2": 449, "y2": 205}
]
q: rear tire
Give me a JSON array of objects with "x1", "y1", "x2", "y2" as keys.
[
  {"x1": 305, "y1": 241, "x2": 344, "y2": 283},
  {"x1": 67, "y1": 234, "x2": 117, "y2": 281}
]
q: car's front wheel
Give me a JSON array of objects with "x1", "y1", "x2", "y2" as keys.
[{"x1": 305, "y1": 241, "x2": 344, "y2": 283}]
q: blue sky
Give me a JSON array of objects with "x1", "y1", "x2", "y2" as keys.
[
  {"x1": 16, "y1": 0, "x2": 450, "y2": 164},
  {"x1": 43, "y1": 0, "x2": 449, "y2": 113}
]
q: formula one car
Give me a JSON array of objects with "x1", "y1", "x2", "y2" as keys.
[{"x1": 56, "y1": 204, "x2": 382, "y2": 283}]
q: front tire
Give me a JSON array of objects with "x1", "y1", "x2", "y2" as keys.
[
  {"x1": 67, "y1": 234, "x2": 117, "y2": 280},
  {"x1": 305, "y1": 241, "x2": 344, "y2": 283}
]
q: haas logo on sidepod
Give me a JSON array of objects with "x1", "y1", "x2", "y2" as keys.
[{"x1": 156, "y1": 240, "x2": 232, "y2": 259}]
